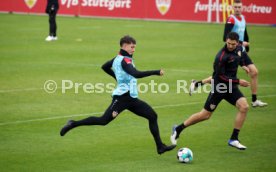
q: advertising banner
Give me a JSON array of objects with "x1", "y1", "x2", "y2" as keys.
[{"x1": 0, "y1": 0, "x2": 275, "y2": 25}]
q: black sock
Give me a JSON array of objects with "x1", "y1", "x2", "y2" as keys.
[
  {"x1": 252, "y1": 94, "x2": 257, "y2": 102},
  {"x1": 149, "y1": 120, "x2": 163, "y2": 149},
  {"x1": 195, "y1": 81, "x2": 204, "y2": 87},
  {"x1": 230, "y1": 128, "x2": 240, "y2": 140},
  {"x1": 175, "y1": 123, "x2": 186, "y2": 138}
]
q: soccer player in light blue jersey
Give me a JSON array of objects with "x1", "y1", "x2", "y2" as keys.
[{"x1": 60, "y1": 35, "x2": 176, "y2": 155}]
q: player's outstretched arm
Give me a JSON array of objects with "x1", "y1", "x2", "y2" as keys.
[{"x1": 121, "y1": 58, "x2": 161, "y2": 78}]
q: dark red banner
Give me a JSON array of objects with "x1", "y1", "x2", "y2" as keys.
[{"x1": 0, "y1": 0, "x2": 275, "y2": 25}]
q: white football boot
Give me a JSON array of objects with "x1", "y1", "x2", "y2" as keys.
[
  {"x1": 189, "y1": 79, "x2": 197, "y2": 96},
  {"x1": 252, "y1": 100, "x2": 268, "y2": 107},
  {"x1": 45, "y1": 36, "x2": 53, "y2": 41},
  {"x1": 52, "y1": 36, "x2": 58, "y2": 41},
  {"x1": 170, "y1": 125, "x2": 178, "y2": 145},
  {"x1": 228, "y1": 140, "x2": 247, "y2": 150}
]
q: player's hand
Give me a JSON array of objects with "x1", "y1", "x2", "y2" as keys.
[
  {"x1": 242, "y1": 41, "x2": 249, "y2": 47},
  {"x1": 239, "y1": 79, "x2": 250, "y2": 87},
  {"x1": 242, "y1": 66, "x2": 250, "y2": 74},
  {"x1": 160, "y1": 69, "x2": 164, "y2": 76}
]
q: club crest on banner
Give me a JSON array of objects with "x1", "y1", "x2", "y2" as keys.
[
  {"x1": 156, "y1": 0, "x2": 171, "y2": 15},
  {"x1": 25, "y1": 0, "x2": 37, "y2": 9}
]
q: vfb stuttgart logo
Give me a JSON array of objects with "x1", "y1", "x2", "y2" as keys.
[
  {"x1": 156, "y1": 0, "x2": 171, "y2": 15},
  {"x1": 25, "y1": 0, "x2": 37, "y2": 9}
]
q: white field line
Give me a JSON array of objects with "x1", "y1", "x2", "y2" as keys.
[
  {"x1": 49, "y1": 63, "x2": 101, "y2": 67},
  {"x1": 0, "y1": 94, "x2": 275, "y2": 126},
  {"x1": 168, "y1": 69, "x2": 210, "y2": 74},
  {"x1": 0, "y1": 112, "x2": 103, "y2": 126},
  {"x1": 0, "y1": 84, "x2": 275, "y2": 93},
  {"x1": 0, "y1": 62, "x2": 274, "y2": 93},
  {"x1": 0, "y1": 87, "x2": 44, "y2": 93},
  {"x1": 0, "y1": 101, "x2": 203, "y2": 126},
  {"x1": 258, "y1": 84, "x2": 276, "y2": 88},
  {"x1": 0, "y1": 87, "x2": 62, "y2": 93}
]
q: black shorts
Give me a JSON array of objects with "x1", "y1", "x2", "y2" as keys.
[
  {"x1": 242, "y1": 52, "x2": 253, "y2": 66},
  {"x1": 204, "y1": 87, "x2": 244, "y2": 112},
  {"x1": 103, "y1": 93, "x2": 158, "y2": 122}
]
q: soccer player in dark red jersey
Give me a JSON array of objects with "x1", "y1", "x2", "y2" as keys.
[
  {"x1": 171, "y1": 32, "x2": 250, "y2": 150},
  {"x1": 190, "y1": 0, "x2": 267, "y2": 107}
]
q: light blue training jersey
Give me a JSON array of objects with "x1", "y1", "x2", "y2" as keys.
[
  {"x1": 112, "y1": 55, "x2": 138, "y2": 98},
  {"x1": 231, "y1": 14, "x2": 246, "y2": 42}
]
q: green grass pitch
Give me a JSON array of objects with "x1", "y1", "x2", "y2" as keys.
[{"x1": 0, "y1": 14, "x2": 276, "y2": 171}]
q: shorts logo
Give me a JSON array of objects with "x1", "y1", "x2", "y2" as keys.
[
  {"x1": 24, "y1": 0, "x2": 37, "y2": 9},
  {"x1": 112, "y1": 111, "x2": 118, "y2": 118},
  {"x1": 210, "y1": 104, "x2": 216, "y2": 110},
  {"x1": 156, "y1": 0, "x2": 171, "y2": 15}
]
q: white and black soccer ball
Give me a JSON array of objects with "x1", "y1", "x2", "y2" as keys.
[{"x1": 177, "y1": 147, "x2": 193, "y2": 163}]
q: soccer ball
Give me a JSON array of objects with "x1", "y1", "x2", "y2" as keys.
[{"x1": 177, "y1": 147, "x2": 193, "y2": 163}]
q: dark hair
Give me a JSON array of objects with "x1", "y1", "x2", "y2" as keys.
[
  {"x1": 234, "y1": 0, "x2": 242, "y2": 3},
  {"x1": 120, "y1": 35, "x2": 136, "y2": 47},
  {"x1": 226, "y1": 32, "x2": 239, "y2": 42}
]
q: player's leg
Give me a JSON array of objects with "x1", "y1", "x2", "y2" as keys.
[
  {"x1": 50, "y1": 9, "x2": 57, "y2": 39},
  {"x1": 170, "y1": 109, "x2": 212, "y2": 145},
  {"x1": 189, "y1": 76, "x2": 212, "y2": 96},
  {"x1": 247, "y1": 64, "x2": 267, "y2": 107},
  {"x1": 128, "y1": 99, "x2": 176, "y2": 154},
  {"x1": 234, "y1": 97, "x2": 248, "y2": 130},
  {"x1": 45, "y1": 13, "x2": 53, "y2": 41},
  {"x1": 60, "y1": 97, "x2": 127, "y2": 136},
  {"x1": 248, "y1": 64, "x2": 258, "y2": 99},
  {"x1": 243, "y1": 52, "x2": 267, "y2": 107},
  {"x1": 225, "y1": 89, "x2": 248, "y2": 150},
  {"x1": 171, "y1": 91, "x2": 222, "y2": 145}
]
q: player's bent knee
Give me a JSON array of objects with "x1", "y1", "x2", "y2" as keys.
[
  {"x1": 201, "y1": 109, "x2": 212, "y2": 120},
  {"x1": 236, "y1": 97, "x2": 249, "y2": 112},
  {"x1": 249, "y1": 65, "x2": 258, "y2": 77},
  {"x1": 250, "y1": 70, "x2": 258, "y2": 78},
  {"x1": 239, "y1": 103, "x2": 249, "y2": 113},
  {"x1": 149, "y1": 113, "x2": 158, "y2": 122}
]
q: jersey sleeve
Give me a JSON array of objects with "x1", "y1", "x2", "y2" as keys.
[
  {"x1": 101, "y1": 58, "x2": 116, "y2": 80},
  {"x1": 223, "y1": 17, "x2": 235, "y2": 41},
  {"x1": 227, "y1": 17, "x2": 235, "y2": 24},
  {"x1": 121, "y1": 58, "x2": 160, "y2": 78},
  {"x1": 244, "y1": 27, "x2": 249, "y2": 42}
]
